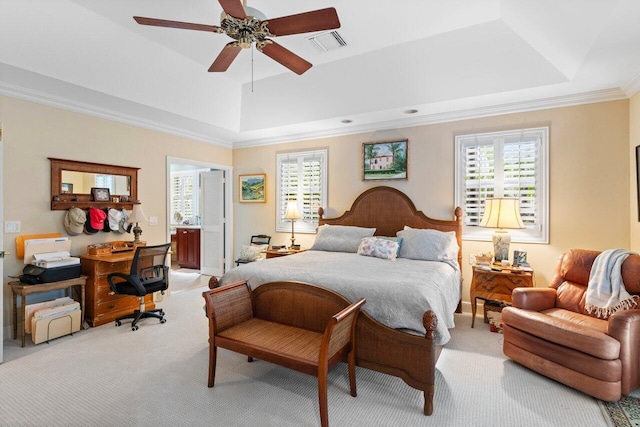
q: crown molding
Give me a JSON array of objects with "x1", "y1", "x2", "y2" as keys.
[
  {"x1": 0, "y1": 76, "x2": 628, "y2": 151},
  {"x1": 0, "y1": 81, "x2": 233, "y2": 149},
  {"x1": 233, "y1": 88, "x2": 628, "y2": 148},
  {"x1": 623, "y1": 71, "x2": 640, "y2": 97}
]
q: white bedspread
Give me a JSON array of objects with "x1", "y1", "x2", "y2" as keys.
[{"x1": 218, "y1": 250, "x2": 461, "y2": 345}]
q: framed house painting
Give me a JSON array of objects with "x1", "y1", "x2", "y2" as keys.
[
  {"x1": 239, "y1": 174, "x2": 266, "y2": 203},
  {"x1": 362, "y1": 139, "x2": 408, "y2": 181}
]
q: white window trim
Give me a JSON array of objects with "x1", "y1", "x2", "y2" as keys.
[
  {"x1": 276, "y1": 149, "x2": 328, "y2": 234},
  {"x1": 454, "y1": 127, "x2": 549, "y2": 244}
]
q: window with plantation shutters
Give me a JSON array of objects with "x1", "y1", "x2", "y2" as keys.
[
  {"x1": 171, "y1": 171, "x2": 197, "y2": 224},
  {"x1": 454, "y1": 127, "x2": 549, "y2": 243},
  {"x1": 276, "y1": 150, "x2": 327, "y2": 233}
]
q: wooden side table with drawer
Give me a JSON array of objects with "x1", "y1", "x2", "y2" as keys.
[
  {"x1": 265, "y1": 248, "x2": 306, "y2": 259},
  {"x1": 80, "y1": 252, "x2": 155, "y2": 327},
  {"x1": 470, "y1": 266, "x2": 535, "y2": 328}
]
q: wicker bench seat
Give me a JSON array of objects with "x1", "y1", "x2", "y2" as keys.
[{"x1": 203, "y1": 280, "x2": 365, "y2": 427}]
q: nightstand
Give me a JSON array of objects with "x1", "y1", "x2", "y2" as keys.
[
  {"x1": 265, "y1": 248, "x2": 307, "y2": 259},
  {"x1": 470, "y1": 266, "x2": 535, "y2": 328}
]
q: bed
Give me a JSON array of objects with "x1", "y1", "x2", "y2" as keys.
[{"x1": 210, "y1": 186, "x2": 462, "y2": 415}]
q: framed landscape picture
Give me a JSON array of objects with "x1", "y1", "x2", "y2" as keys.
[
  {"x1": 239, "y1": 174, "x2": 266, "y2": 203},
  {"x1": 362, "y1": 139, "x2": 408, "y2": 181}
]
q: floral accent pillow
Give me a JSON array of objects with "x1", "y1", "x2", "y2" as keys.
[{"x1": 357, "y1": 237, "x2": 400, "y2": 261}]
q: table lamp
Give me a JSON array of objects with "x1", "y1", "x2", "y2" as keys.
[
  {"x1": 128, "y1": 203, "x2": 149, "y2": 244},
  {"x1": 284, "y1": 201, "x2": 301, "y2": 248},
  {"x1": 479, "y1": 197, "x2": 524, "y2": 263}
]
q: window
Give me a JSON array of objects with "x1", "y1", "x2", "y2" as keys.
[
  {"x1": 171, "y1": 171, "x2": 197, "y2": 224},
  {"x1": 94, "y1": 174, "x2": 114, "y2": 192},
  {"x1": 276, "y1": 150, "x2": 328, "y2": 233},
  {"x1": 454, "y1": 127, "x2": 549, "y2": 243}
]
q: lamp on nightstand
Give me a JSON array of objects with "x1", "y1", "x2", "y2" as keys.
[
  {"x1": 284, "y1": 201, "x2": 301, "y2": 248},
  {"x1": 479, "y1": 198, "x2": 524, "y2": 263},
  {"x1": 128, "y1": 204, "x2": 149, "y2": 244}
]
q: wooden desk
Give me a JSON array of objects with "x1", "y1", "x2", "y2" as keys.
[
  {"x1": 9, "y1": 276, "x2": 87, "y2": 347},
  {"x1": 470, "y1": 266, "x2": 534, "y2": 328},
  {"x1": 80, "y1": 252, "x2": 155, "y2": 327}
]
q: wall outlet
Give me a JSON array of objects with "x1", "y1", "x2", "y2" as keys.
[
  {"x1": 5, "y1": 221, "x2": 21, "y2": 233},
  {"x1": 149, "y1": 216, "x2": 158, "y2": 226},
  {"x1": 469, "y1": 254, "x2": 476, "y2": 265}
]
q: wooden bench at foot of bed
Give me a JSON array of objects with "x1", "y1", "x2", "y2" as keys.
[
  {"x1": 207, "y1": 277, "x2": 441, "y2": 415},
  {"x1": 203, "y1": 280, "x2": 365, "y2": 427}
]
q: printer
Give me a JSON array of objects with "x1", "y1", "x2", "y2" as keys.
[{"x1": 20, "y1": 238, "x2": 81, "y2": 284}]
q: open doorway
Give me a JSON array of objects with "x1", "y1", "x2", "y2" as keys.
[{"x1": 166, "y1": 157, "x2": 232, "y2": 290}]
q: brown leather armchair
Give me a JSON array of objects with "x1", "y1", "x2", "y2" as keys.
[{"x1": 502, "y1": 249, "x2": 640, "y2": 401}]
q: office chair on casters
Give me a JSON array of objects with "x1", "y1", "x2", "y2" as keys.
[{"x1": 107, "y1": 243, "x2": 171, "y2": 331}]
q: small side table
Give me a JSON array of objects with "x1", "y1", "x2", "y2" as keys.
[
  {"x1": 9, "y1": 276, "x2": 88, "y2": 347},
  {"x1": 470, "y1": 266, "x2": 534, "y2": 328},
  {"x1": 265, "y1": 248, "x2": 307, "y2": 259}
]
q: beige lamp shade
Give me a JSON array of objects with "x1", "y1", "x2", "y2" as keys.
[
  {"x1": 128, "y1": 204, "x2": 148, "y2": 244},
  {"x1": 128, "y1": 204, "x2": 149, "y2": 224},
  {"x1": 284, "y1": 201, "x2": 301, "y2": 220},
  {"x1": 479, "y1": 198, "x2": 524, "y2": 263},
  {"x1": 479, "y1": 198, "x2": 524, "y2": 229}
]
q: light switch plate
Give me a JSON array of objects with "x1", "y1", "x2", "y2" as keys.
[
  {"x1": 5, "y1": 221, "x2": 21, "y2": 233},
  {"x1": 149, "y1": 216, "x2": 158, "y2": 226}
]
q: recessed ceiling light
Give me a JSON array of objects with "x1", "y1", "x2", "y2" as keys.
[
  {"x1": 341, "y1": 119, "x2": 353, "y2": 124},
  {"x1": 403, "y1": 109, "x2": 419, "y2": 114}
]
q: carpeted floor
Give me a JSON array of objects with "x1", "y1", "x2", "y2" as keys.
[
  {"x1": 168, "y1": 268, "x2": 211, "y2": 294},
  {"x1": 0, "y1": 285, "x2": 622, "y2": 426}
]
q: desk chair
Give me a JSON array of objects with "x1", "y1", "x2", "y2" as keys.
[
  {"x1": 107, "y1": 243, "x2": 171, "y2": 331},
  {"x1": 235, "y1": 235, "x2": 271, "y2": 266}
]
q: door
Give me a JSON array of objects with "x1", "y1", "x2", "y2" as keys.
[{"x1": 200, "y1": 170, "x2": 225, "y2": 276}]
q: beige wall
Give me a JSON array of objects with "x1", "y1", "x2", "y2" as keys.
[
  {"x1": 630, "y1": 93, "x2": 640, "y2": 251},
  {"x1": 0, "y1": 94, "x2": 232, "y2": 329},
  {"x1": 0, "y1": 93, "x2": 632, "y2": 331},
  {"x1": 234, "y1": 100, "x2": 631, "y2": 308}
]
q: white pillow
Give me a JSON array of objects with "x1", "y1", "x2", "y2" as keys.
[
  {"x1": 238, "y1": 244, "x2": 267, "y2": 261},
  {"x1": 357, "y1": 237, "x2": 399, "y2": 261},
  {"x1": 310, "y1": 224, "x2": 376, "y2": 253},
  {"x1": 397, "y1": 226, "x2": 459, "y2": 263}
]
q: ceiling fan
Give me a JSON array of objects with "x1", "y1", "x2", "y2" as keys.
[{"x1": 133, "y1": 0, "x2": 341, "y2": 75}]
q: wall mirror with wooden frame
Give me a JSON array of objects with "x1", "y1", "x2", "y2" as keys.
[{"x1": 50, "y1": 158, "x2": 139, "y2": 210}]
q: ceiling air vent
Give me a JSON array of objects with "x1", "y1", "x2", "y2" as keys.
[{"x1": 307, "y1": 31, "x2": 347, "y2": 52}]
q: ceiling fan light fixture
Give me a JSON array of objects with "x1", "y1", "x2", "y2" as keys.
[
  {"x1": 238, "y1": 31, "x2": 252, "y2": 49},
  {"x1": 243, "y1": 6, "x2": 267, "y2": 21}
]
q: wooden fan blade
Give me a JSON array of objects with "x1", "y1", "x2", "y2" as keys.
[
  {"x1": 209, "y1": 43, "x2": 242, "y2": 72},
  {"x1": 134, "y1": 16, "x2": 220, "y2": 32},
  {"x1": 266, "y1": 7, "x2": 340, "y2": 36},
  {"x1": 218, "y1": 0, "x2": 246, "y2": 19},
  {"x1": 260, "y1": 41, "x2": 312, "y2": 75}
]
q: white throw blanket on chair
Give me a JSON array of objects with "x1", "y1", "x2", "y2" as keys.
[{"x1": 585, "y1": 248, "x2": 638, "y2": 319}]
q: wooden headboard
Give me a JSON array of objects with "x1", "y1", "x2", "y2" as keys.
[{"x1": 318, "y1": 186, "x2": 463, "y2": 266}]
